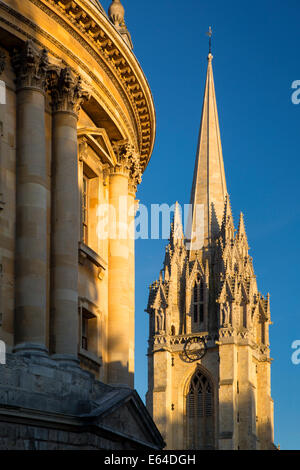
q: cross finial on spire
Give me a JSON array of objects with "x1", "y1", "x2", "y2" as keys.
[{"x1": 206, "y1": 26, "x2": 213, "y2": 55}]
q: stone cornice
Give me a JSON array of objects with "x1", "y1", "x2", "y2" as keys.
[
  {"x1": 0, "y1": 0, "x2": 155, "y2": 168},
  {"x1": 40, "y1": 0, "x2": 155, "y2": 169},
  {"x1": 0, "y1": 1, "x2": 132, "y2": 149}
]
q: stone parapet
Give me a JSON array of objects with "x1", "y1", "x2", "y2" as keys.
[{"x1": 0, "y1": 354, "x2": 165, "y2": 450}]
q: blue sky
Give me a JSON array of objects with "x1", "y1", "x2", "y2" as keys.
[{"x1": 101, "y1": 0, "x2": 300, "y2": 449}]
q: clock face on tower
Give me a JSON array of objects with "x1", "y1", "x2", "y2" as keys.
[{"x1": 183, "y1": 336, "x2": 207, "y2": 363}]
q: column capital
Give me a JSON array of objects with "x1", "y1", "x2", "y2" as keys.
[
  {"x1": 111, "y1": 141, "x2": 142, "y2": 193},
  {"x1": 129, "y1": 149, "x2": 142, "y2": 195},
  {"x1": 11, "y1": 40, "x2": 49, "y2": 91},
  {"x1": 0, "y1": 51, "x2": 5, "y2": 77},
  {"x1": 48, "y1": 67, "x2": 90, "y2": 116}
]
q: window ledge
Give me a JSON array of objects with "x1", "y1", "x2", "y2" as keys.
[
  {"x1": 78, "y1": 242, "x2": 106, "y2": 271},
  {"x1": 79, "y1": 347, "x2": 102, "y2": 368}
]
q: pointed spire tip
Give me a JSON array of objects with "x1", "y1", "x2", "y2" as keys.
[{"x1": 188, "y1": 39, "x2": 227, "y2": 251}]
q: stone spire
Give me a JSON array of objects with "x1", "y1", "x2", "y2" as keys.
[
  {"x1": 147, "y1": 43, "x2": 275, "y2": 452},
  {"x1": 188, "y1": 53, "x2": 227, "y2": 253}
]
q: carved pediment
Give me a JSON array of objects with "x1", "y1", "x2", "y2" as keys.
[
  {"x1": 78, "y1": 127, "x2": 117, "y2": 166},
  {"x1": 81, "y1": 388, "x2": 164, "y2": 448}
]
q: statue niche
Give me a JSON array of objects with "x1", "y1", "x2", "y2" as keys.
[
  {"x1": 155, "y1": 308, "x2": 166, "y2": 334},
  {"x1": 220, "y1": 301, "x2": 232, "y2": 328}
]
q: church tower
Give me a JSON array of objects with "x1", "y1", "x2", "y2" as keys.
[{"x1": 146, "y1": 48, "x2": 275, "y2": 450}]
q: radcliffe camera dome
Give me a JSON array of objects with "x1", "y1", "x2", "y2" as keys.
[{"x1": 108, "y1": 0, "x2": 125, "y2": 26}]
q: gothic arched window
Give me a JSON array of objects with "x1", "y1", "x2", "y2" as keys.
[
  {"x1": 186, "y1": 370, "x2": 215, "y2": 449},
  {"x1": 193, "y1": 274, "x2": 204, "y2": 326}
]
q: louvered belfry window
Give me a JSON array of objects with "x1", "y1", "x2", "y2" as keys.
[
  {"x1": 193, "y1": 274, "x2": 204, "y2": 325},
  {"x1": 187, "y1": 370, "x2": 214, "y2": 449}
]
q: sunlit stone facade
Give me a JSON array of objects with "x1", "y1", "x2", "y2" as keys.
[{"x1": 0, "y1": 0, "x2": 163, "y2": 450}]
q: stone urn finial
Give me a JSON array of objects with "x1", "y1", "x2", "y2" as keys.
[{"x1": 108, "y1": 0, "x2": 125, "y2": 27}]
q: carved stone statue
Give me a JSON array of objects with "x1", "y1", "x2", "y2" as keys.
[
  {"x1": 221, "y1": 301, "x2": 231, "y2": 327},
  {"x1": 155, "y1": 308, "x2": 165, "y2": 334}
]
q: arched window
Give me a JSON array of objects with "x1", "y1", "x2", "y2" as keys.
[
  {"x1": 171, "y1": 325, "x2": 176, "y2": 336},
  {"x1": 193, "y1": 275, "x2": 204, "y2": 326},
  {"x1": 186, "y1": 370, "x2": 214, "y2": 449}
]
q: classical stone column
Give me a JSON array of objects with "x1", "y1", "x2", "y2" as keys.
[
  {"x1": 49, "y1": 68, "x2": 88, "y2": 364},
  {"x1": 107, "y1": 142, "x2": 139, "y2": 387},
  {"x1": 12, "y1": 41, "x2": 49, "y2": 355},
  {"x1": 127, "y1": 154, "x2": 142, "y2": 385},
  {"x1": 0, "y1": 51, "x2": 6, "y2": 207}
]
